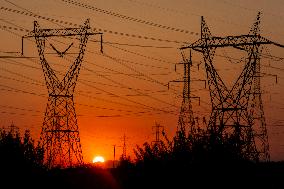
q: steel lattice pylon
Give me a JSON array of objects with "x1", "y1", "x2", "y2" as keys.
[
  {"x1": 181, "y1": 13, "x2": 284, "y2": 161},
  {"x1": 177, "y1": 51, "x2": 194, "y2": 136},
  {"x1": 25, "y1": 19, "x2": 102, "y2": 168},
  {"x1": 168, "y1": 50, "x2": 200, "y2": 149}
]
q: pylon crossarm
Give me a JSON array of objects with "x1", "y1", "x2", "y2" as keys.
[
  {"x1": 181, "y1": 35, "x2": 277, "y2": 51},
  {"x1": 24, "y1": 25, "x2": 101, "y2": 38},
  {"x1": 25, "y1": 28, "x2": 101, "y2": 37},
  {"x1": 21, "y1": 20, "x2": 104, "y2": 55},
  {"x1": 24, "y1": 20, "x2": 101, "y2": 38}
]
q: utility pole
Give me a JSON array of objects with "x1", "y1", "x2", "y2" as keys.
[
  {"x1": 23, "y1": 19, "x2": 103, "y2": 168},
  {"x1": 113, "y1": 144, "x2": 116, "y2": 168},
  {"x1": 181, "y1": 12, "x2": 284, "y2": 161}
]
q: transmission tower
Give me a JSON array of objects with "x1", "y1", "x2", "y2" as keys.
[
  {"x1": 152, "y1": 122, "x2": 164, "y2": 145},
  {"x1": 181, "y1": 13, "x2": 284, "y2": 161},
  {"x1": 168, "y1": 51, "x2": 201, "y2": 139},
  {"x1": 23, "y1": 19, "x2": 102, "y2": 168}
]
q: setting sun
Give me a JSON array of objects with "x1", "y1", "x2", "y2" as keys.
[{"x1": 92, "y1": 156, "x2": 105, "y2": 163}]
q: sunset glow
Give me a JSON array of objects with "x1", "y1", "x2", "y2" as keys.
[{"x1": 93, "y1": 156, "x2": 105, "y2": 163}]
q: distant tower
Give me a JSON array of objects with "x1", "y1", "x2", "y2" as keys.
[
  {"x1": 122, "y1": 134, "x2": 127, "y2": 160},
  {"x1": 152, "y1": 122, "x2": 164, "y2": 145},
  {"x1": 24, "y1": 19, "x2": 102, "y2": 168},
  {"x1": 181, "y1": 13, "x2": 284, "y2": 161}
]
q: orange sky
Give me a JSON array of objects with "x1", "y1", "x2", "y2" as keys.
[{"x1": 0, "y1": 0, "x2": 284, "y2": 162}]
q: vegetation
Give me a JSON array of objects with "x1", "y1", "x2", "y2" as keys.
[
  {"x1": 0, "y1": 125, "x2": 44, "y2": 188},
  {"x1": 114, "y1": 128, "x2": 283, "y2": 189},
  {"x1": 0, "y1": 125, "x2": 44, "y2": 168},
  {"x1": 1, "y1": 124, "x2": 284, "y2": 189},
  {"x1": 134, "y1": 128, "x2": 249, "y2": 165}
]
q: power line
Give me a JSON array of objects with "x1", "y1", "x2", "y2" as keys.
[
  {"x1": 2, "y1": 1, "x2": 283, "y2": 61},
  {"x1": 0, "y1": 110, "x2": 41, "y2": 117},
  {"x1": 0, "y1": 68, "x2": 169, "y2": 98},
  {"x1": 0, "y1": 104, "x2": 42, "y2": 113},
  {"x1": 2, "y1": 16, "x2": 280, "y2": 66},
  {"x1": 0, "y1": 5, "x2": 186, "y2": 44},
  {"x1": 0, "y1": 86, "x2": 177, "y2": 118},
  {"x1": 0, "y1": 74, "x2": 43, "y2": 87},
  {"x1": 0, "y1": 84, "x2": 45, "y2": 97},
  {"x1": 106, "y1": 43, "x2": 176, "y2": 64},
  {"x1": 124, "y1": 0, "x2": 200, "y2": 18},
  {"x1": 59, "y1": 0, "x2": 198, "y2": 35},
  {"x1": 216, "y1": 0, "x2": 284, "y2": 19},
  {"x1": 90, "y1": 39, "x2": 175, "y2": 49},
  {"x1": 0, "y1": 58, "x2": 179, "y2": 116}
]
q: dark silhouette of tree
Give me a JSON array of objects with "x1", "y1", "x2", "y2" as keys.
[
  {"x1": 0, "y1": 125, "x2": 44, "y2": 170},
  {"x1": 129, "y1": 124, "x2": 257, "y2": 188},
  {"x1": 0, "y1": 124, "x2": 45, "y2": 188}
]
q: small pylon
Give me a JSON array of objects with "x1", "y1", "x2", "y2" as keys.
[
  {"x1": 168, "y1": 50, "x2": 203, "y2": 152},
  {"x1": 168, "y1": 50, "x2": 200, "y2": 138}
]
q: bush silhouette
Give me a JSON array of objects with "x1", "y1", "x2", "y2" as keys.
[{"x1": 0, "y1": 124, "x2": 44, "y2": 188}]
